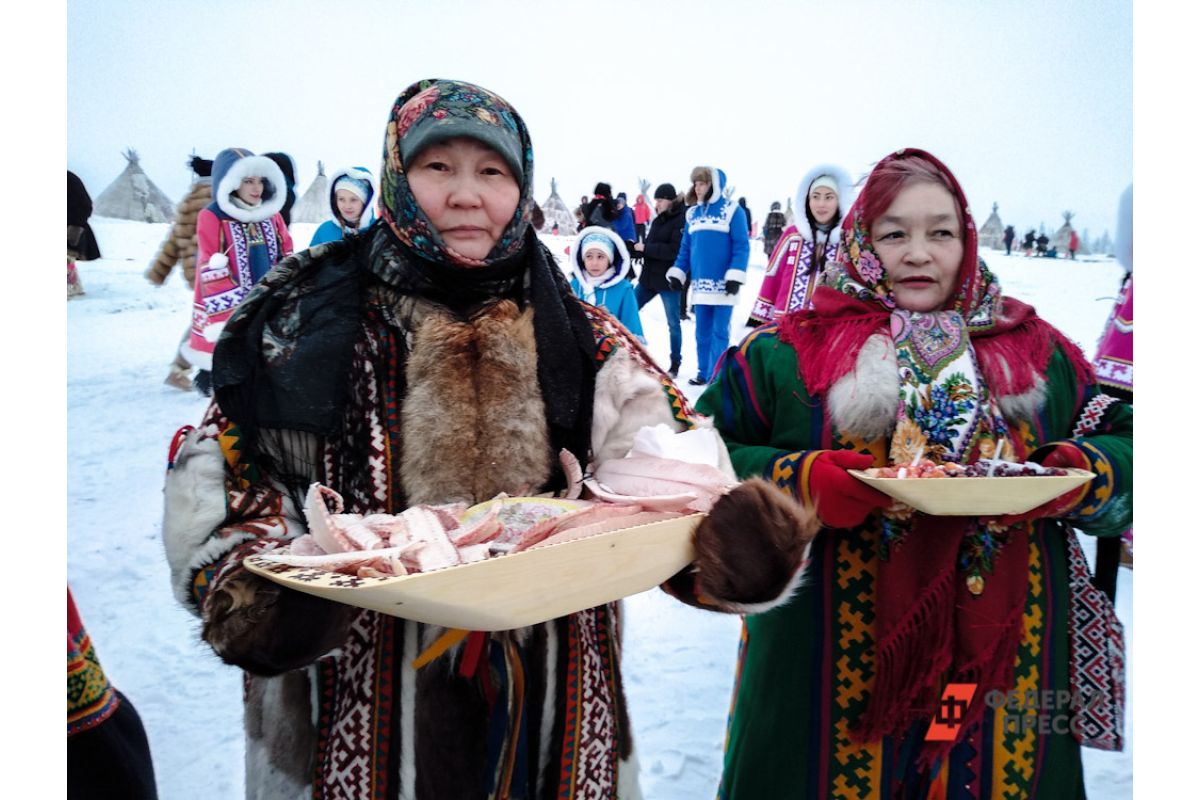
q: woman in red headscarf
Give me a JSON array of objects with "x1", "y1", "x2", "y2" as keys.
[{"x1": 666, "y1": 149, "x2": 1132, "y2": 798}]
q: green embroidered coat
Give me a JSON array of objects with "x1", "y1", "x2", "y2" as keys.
[{"x1": 695, "y1": 323, "x2": 1132, "y2": 799}]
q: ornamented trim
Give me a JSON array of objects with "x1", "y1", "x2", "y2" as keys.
[
  {"x1": 556, "y1": 606, "x2": 619, "y2": 799},
  {"x1": 1064, "y1": 533, "x2": 1125, "y2": 751},
  {"x1": 68, "y1": 626, "x2": 119, "y2": 736},
  {"x1": 584, "y1": 303, "x2": 697, "y2": 426},
  {"x1": 1071, "y1": 394, "x2": 1119, "y2": 437}
]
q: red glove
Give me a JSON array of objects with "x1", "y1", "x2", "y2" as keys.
[
  {"x1": 799, "y1": 450, "x2": 892, "y2": 529},
  {"x1": 995, "y1": 443, "x2": 1091, "y2": 525}
]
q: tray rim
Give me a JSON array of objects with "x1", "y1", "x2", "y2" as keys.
[
  {"x1": 242, "y1": 512, "x2": 702, "y2": 629},
  {"x1": 848, "y1": 467, "x2": 1096, "y2": 515}
]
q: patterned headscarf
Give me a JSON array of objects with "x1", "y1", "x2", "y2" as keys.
[{"x1": 379, "y1": 78, "x2": 536, "y2": 267}]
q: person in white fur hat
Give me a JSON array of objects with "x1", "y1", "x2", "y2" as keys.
[{"x1": 747, "y1": 164, "x2": 854, "y2": 326}]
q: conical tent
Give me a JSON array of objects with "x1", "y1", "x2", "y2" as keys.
[
  {"x1": 978, "y1": 202, "x2": 1005, "y2": 251},
  {"x1": 93, "y1": 149, "x2": 176, "y2": 222},
  {"x1": 540, "y1": 178, "x2": 577, "y2": 235},
  {"x1": 292, "y1": 161, "x2": 333, "y2": 223},
  {"x1": 1051, "y1": 211, "x2": 1088, "y2": 255}
]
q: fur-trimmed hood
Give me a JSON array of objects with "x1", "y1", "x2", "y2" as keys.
[
  {"x1": 568, "y1": 226, "x2": 631, "y2": 290},
  {"x1": 327, "y1": 165, "x2": 377, "y2": 233},
  {"x1": 794, "y1": 163, "x2": 855, "y2": 241},
  {"x1": 212, "y1": 147, "x2": 288, "y2": 223}
]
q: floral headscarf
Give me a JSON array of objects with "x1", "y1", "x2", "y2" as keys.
[{"x1": 379, "y1": 78, "x2": 536, "y2": 267}]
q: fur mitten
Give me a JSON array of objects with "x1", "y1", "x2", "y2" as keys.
[
  {"x1": 202, "y1": 567, "x2": 356, "y2": 676},
  {"x1": 690, "y1": 478, "x2": 820, "y2": 612}
]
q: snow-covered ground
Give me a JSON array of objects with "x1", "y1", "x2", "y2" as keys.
[{"x1": 67, "y1": 219, "x2": 1131, "y2": 798}]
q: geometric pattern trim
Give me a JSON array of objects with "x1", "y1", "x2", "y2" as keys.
[{"x1": 1064, "y1": 532, "x2": 1125, "y2": 751}]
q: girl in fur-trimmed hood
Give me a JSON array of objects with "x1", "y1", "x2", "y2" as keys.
[
  {"x1": 184, "y1": 147, "x2": 293, "y2": 375},
  {"x1": 747, "y1": 163, "x2": 854, "y2": 326}
]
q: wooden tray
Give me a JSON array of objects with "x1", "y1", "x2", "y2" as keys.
[
  {"x1": 849, "y1": 468, "x2": 1095, "y2": 515},
  {"x1": 244, "y1": 513, "x2": 700, "y2": 631}
]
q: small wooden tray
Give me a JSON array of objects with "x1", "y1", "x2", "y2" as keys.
[
  {"x1": 849, "y1": 468, "x2": 1095, "y2": 516},
  {"x1": 244, "y1": 514, "x2": 700, "y2": 631}
]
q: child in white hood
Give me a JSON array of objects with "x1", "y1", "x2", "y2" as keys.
[
  {"x1": 569, "y1": 226, "x2": 644, "y2": 342},
  {"x1": 309, "y1": 166, "x2": 376, "y2": 246}
]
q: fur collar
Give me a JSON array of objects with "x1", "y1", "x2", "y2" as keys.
[{"x1": 399, "y1": 299, "x2": 552, "y2": 505}]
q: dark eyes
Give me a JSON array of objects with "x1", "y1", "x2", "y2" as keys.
[
  {"x1": 419, "y1": 161, "x2": 507, "y2": 177},
  {"x1": 877, "y1": 229, "x2": 957, "y2": 241}
]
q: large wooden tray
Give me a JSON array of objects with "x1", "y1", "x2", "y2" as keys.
[
  {"x1": 849, "y1": 468, "x2": 1095, "y2": 516},
  {"x1": 243, "y1": 513, "x2": 700, "y2": 631}
]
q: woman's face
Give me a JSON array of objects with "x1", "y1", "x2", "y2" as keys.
[
  {"x1": 335, "y1": 189, "x2": 365, "y2": 224},
  {"x1": 583, "y1": 249, "x2": 612, "y2": 277},
  {"x1": 869, "y1": 181, "x2": 964, "y2": 312},
  {"x1": 407, "y1": 136, "x2": 521, "y2": 261},
  {"x1": 808, "y1": 186, "x2": 839, "y2": 225},
  {"x1": 693, "y1": 178, "x2": 711, "y2": 203},
  {"x1": 236, "y1": 176, "x2": 264, "y2": 205}
]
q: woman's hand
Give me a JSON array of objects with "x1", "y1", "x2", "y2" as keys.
[
  {"x1": 993, "y1": 443, "x2": 1091, "y2": 525},
  {"x1": 691, "y1": 478, "x2": 820, "y2": 607},
  {"x1": 800, "y1": 450, "x2": 892, "y2": 528},
  {"x1": 201, "y1": 567, "x2": 356, "y2": 676}
]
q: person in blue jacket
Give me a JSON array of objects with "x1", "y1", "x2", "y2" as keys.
[
  {"x1": 309, "y1": 166, "x2": 376, "y2": 246},
  {"x1": 568, "y1": 226, "x2": 645, "y2": 342},
  {"x1": 666, "y1": 165, "x2": 749, "y2": 385}
]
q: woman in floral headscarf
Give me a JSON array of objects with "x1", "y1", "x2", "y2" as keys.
[
  {"x1": 667, "y1": 149, "x2": 1132, "y2": 798},
  {"x1": 161, "y1": 78, "x2": 709, "y2": 799}
]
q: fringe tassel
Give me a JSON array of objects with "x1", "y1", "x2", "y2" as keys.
[
  {"x1": 854, "y1": 564, "x2": 958, "y2": 743},
  {"x1": 779, "y1": 309, "x2": 889, "y2": 397}
]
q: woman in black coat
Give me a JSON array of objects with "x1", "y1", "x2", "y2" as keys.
[{"x1": 632, "y1": 183, "x2": 687, "y2": 376}]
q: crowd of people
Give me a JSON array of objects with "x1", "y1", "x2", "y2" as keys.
[{"x1": 68, "y1": 78, "x2": 1132, "y2": 799}]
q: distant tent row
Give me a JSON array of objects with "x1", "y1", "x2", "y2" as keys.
[{"x1": 977, "y1": 203, "x2": 1089, "y2": 256}]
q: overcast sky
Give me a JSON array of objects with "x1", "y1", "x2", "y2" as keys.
[{"x1": 67, "y1": 0, "x2": 1130, "y2": 241}]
